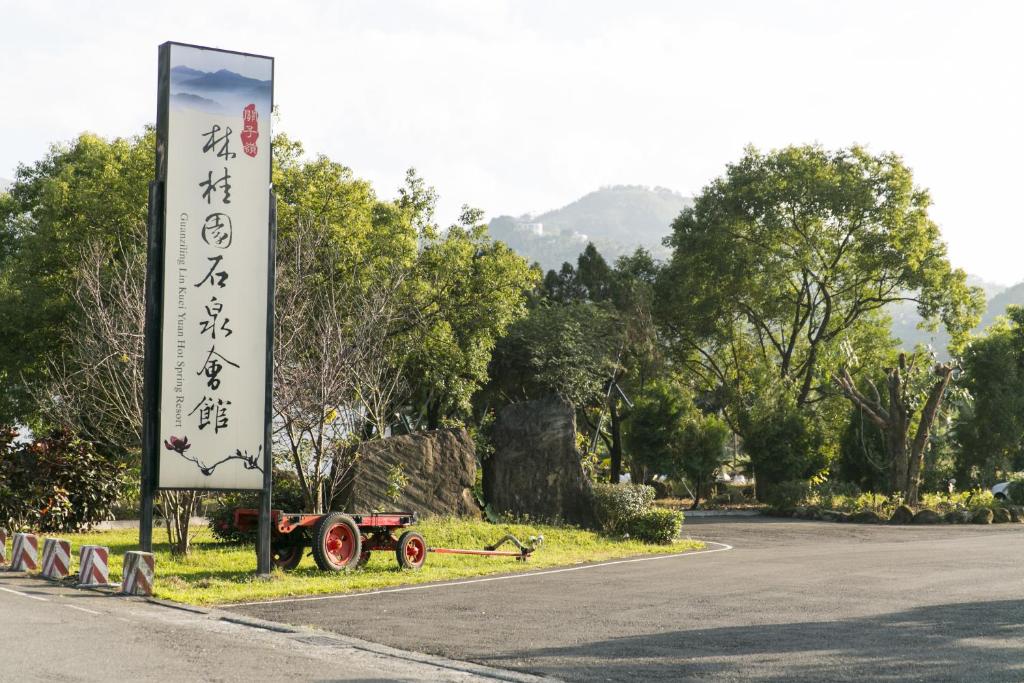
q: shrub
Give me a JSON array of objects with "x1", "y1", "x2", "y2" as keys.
[
  {"x1": 623, "y1": 508, "x2": 683, "y2": 544},
  {"x1": 762, "y1": 480, "x2": 811, "y2": 509},
  {"x1": 0, "y1": 429, "x2": 127, "y2": 533},
  {"x1": 743, "y1": 403, "x2": 828, "y2": 495},
  {"x1": 593, "y1": 482, "x2": 656, "y2": 534},
  {"x1": 208, "y1": 471, "x2": 307, "y2": 542},
  {"x1": 1007, "y1": 479, "x2": 1024, "y2": 505}
]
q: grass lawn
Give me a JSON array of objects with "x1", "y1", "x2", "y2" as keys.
[{"x1": 54, "y1": 518, "x2": 705, "y2": 606}]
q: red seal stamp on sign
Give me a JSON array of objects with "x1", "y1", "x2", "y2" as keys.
[{"x1": 241, "y1": 104, "x2": 259, "y2": 157}]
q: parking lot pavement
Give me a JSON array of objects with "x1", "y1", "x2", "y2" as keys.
[
  {"x1": 227, "y1": 518, "x2": 1024, "y2": 681},
  {"x1": 0, "y1": 573, "x2": 549, "y2": 682}
]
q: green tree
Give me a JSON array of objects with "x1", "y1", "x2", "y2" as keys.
[
  {"x1": 625, "y1": 380, "x2": 729, "y2": 507},
  {"x1": 656, "y1": 145, "x2": 984, "y2": 428},
  {"x1": 954, "y1": 306, "x2": 1024, "y2": 482},
  {"x1": 487, "y1": 301, "x2": 623, "y2": 409},
  {"x1": 0, "y1": 131, "x2": 154, "y2": 425}
]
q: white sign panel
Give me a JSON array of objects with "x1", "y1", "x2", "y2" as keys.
[{"x1": 157, "y1": 43, "x2": 273, "y2": 489}]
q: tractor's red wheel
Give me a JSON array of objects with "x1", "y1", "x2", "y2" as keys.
[
  {"x1": 356, "y1": 550, "x2": 372, "y2": 568},
  {"x1": 396, "y1": 530, "x2": 427, "y2": 570},
  {"x1": 271, "y1": 541, "x2": 304, "y2": 571},
  {"x1": 312, "y1": 513, "x2": 362, "y2": 572}
]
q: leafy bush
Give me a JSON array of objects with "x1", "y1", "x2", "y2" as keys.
[
  {"x1": 743, "y1": 403, "x2": 828, "y2": 495},
  {"x1": 761, "y1": 480, "x2": 812, "y2": 509},
  {"x1": 0, "y1": 429, "x2": 127, "y2": 532},
  {"x1": 593, "y1": 482, "x2": 656, "y2": 534},
  {"x1": 623, "y1": 508, "x2": 683, "y2": 544},
  {"x1": 1006, "y1": 477, "x2": 1024, "y2": 505},
  {"x1": 208, "y1": 471, "x2": 307, "y2": 542}
]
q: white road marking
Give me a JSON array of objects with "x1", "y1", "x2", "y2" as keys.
[
  {"x1": 63, "y1": 603, "x2": 102, "y2": 615},
  {"x1": 225, "y1": 541, "x2": 734, "y2": 608},
  {"x1": 0, "y1": 585, "x2": 49, "y2": 602}
]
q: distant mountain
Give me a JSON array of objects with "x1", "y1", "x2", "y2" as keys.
[
  {"x1": 488, "y1": 185, "x2": 691, "y2": 271},
  {"x1": 0, "y1": 177, "x2": 11, "y2": 193},
  {"x1": 981, "y1": 281, "x2": 1024, "y2": 329}
]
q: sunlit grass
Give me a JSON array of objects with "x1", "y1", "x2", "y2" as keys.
[{"x1": 54, "y1": 518, "x2": 705, "y2": 606}]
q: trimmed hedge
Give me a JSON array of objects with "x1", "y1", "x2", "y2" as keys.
[
  {"x1": 625, "y1": 507, "x2": 684, "y2": 544},
  {"x1": 593, "y1": 482, "x2": 683, "y2": 544},
  {"x1": 593, "y1": 482, "x2": 656, "y2": 534}
]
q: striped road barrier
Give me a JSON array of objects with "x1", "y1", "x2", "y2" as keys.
[
  {"x1": 10, "y1": 533, "x2": 38, "y2": 572},
  {"x1": 41, "y1": 538, "x2": 72, "y2": 580},
  {"x1": 78, "y1": 545, "x2": 111, "y2": 587},
  {"x1": 121, "y1": 551, "x2": 155, "y2": 596}
]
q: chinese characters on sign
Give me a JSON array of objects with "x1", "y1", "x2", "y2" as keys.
[{"x1": 157, "y1": 43, "x2": 273, "y2": 489}]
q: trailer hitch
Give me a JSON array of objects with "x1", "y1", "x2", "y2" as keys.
[{"x1": 430, "y1": 533, "x2": 543, "y2": 561}]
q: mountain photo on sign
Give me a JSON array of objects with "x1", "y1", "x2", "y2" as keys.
[{"x1": 169, "y1": 61, "x2": 271, "y2": 117}]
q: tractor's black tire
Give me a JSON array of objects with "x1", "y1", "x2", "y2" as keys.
[
  {"x1": 312, "y1": 513, "x2": 362, "y2": 572},
  {"x1": 395, "y1": 530, "x2": 428, "y2": 570},
  {"x1": 271, "y1": 540, "x2": 304, "y2": 571}
]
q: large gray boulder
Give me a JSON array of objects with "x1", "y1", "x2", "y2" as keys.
[
  {"x1": 348, "y1": 428, "x2": 481, "y2": 518},
  {"x1": 484, "y1": 396, "x2": 597, "y2": 528}
]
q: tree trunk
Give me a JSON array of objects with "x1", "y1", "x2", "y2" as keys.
[{"x1": 609, "y1": 398, "x2": 622, "y2": 484}]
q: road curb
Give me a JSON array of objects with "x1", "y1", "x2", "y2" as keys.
[{"x1": 683, "y1": 510, "x2": 764, "y2": 517}]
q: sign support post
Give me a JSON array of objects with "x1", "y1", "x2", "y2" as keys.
[
  {"x1": 257, "y1": 191, "x2": 277, "y2": 576},
  {"x1": 140, "y1": 180, "x2": 165, "y2": 552}
]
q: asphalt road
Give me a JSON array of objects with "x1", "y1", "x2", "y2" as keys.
[
  {"x1": 227, "y1": 518, "x2": 1024, "y2": 682},
  {"x1": 0, "y1": 573, "x2": 545, "y2": 682}
]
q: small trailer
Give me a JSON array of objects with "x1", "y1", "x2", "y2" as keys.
[{"x1": 234, "y1": 509, "x2": 541, "y2": 571}]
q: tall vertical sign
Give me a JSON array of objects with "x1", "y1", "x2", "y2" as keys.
[{"x1": 142, "y1": 42, "x2": 275, "y2": 569}]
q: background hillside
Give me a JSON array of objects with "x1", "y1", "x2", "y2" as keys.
[
  {"x1": 488, "y1": 185, "x2": 691, "y2": 271},
  {"x1": 489, "y1": 185, "x2": 1021, "y2": 355}
]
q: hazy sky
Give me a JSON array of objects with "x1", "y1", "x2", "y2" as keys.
[{"x1": 2, "y1": 1, "x2": 1021, "y2": 284}]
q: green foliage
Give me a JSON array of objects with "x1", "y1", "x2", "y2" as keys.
[
  {"x1": 488, "y1": 301, "x2": 623, "y2": 407},
  {"x1": 837, "y1": 405, "x2": 890, "y2": 491},
  {"x1": 742, "y1": 400, "x2": 828, "y2": 494},
  {"x1": 592, "y1": 482, "x2": 656, "y2": 534},
  {"x1": 955, "y1": 306, "x2": 1024, "y2": 481},
  {"x1": 1006, "y1": 478, "x2": 1024, "y2": 505},
  {"x1": 623, "y1": 508, "x2": 683, "y2": 544},
  {"x1": 385, "y1": 463, "x2": 410, "y2": 503},
  {"x1": 0, "y1": 131, "x2": 154, "y2": 424},
  {"x1": 0, "y1": 428, "x2": 127, "y2": 532},
  {"x1": 761, "y1": 480, "x2": 812, "y2": 509},
  {"x1": 655, "y1": 145, "x2": 984, "y2": 488},
  {"x1": 625, "y1": 379, "x2": 729, "y2": 504}
]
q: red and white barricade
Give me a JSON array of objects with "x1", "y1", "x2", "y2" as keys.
[
  {"x1": 121, "y1": 551, "x2": 155, "y2": 596},
  {"x1": 78, "y1": 545, "x2": 110, "y2": 587},
  {"x1": 41, "y1": 538, "x2": 71, "y2": 580},
  {"x1": 0, "y1": 528, "x2": 7, "y2": 566},
  {"x1": 10, "y1": 533, "x2": 38, "y2": 572}
]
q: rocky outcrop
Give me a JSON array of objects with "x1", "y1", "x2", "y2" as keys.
[
  {"x1": 849, "y1": 510, "x2": 883, "y2": 524},
  {"x1": 971, "y1": 507, "x2": 994, "y2": 524},
  {"x1": 912, "y1": 509, "x2": 943, "y2": 525},
  {"x1": 992, "y1": 507, "x2": 1012, "y2": 524},
  {"x1": 348, "y1": 428, "x2": 480, "y2": 518},
  {"x1": 944, "y1": 510, "x2": 971, "y2": 524},
  {"x1": 889, "y1": 505, "x2": 915, "y2": 525},
  {"x1": 484, "y1": 396, "x2": 597, "y2": 528}
]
